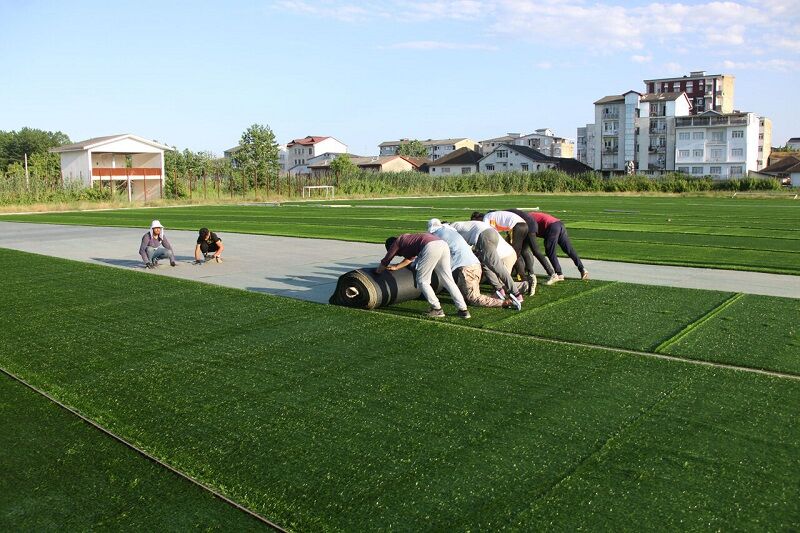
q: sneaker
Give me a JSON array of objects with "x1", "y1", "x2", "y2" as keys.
[
  {"x1": 527, "y1": 274, "x2": 537, "y2": 296},
  {"x1": 546, "y1": 273, "x2": 562, "y2": 286},
  {"x1": 170, "y1": 260, "x2": 177, "y2": 267},
  {"x1": 144, "y1": 262, "x2": 153, "y2": 269},
  {"x1": 457, "y1": 309, "x2": 471, "y2": 319},
  {"x1": 581, "y1": 270, "x2": 590, "y2": 281},
  {"x1": 426, "y1": 307, "x2": 445, "y2": 318},
  {"x1": 513, "y1": 292, "x2": 524, "y2": 304},
  {"x1": 495, "y1": 288, "x2": 507, "y2": 300},
  {"x1": 508, "y1": 293, "x2": 522, "y2": 311},
  {"x1": 152, "y1": 259, "x2": 159, "y2": 267},
  {"x1": 558, "y1": 274, "x2": 565, "y2": 281}
]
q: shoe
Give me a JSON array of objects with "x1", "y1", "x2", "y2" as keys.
[
  {"x1": 170, "y1": 260, "x2": 177, "y2": 267},
  {"x1": 426, "y1": 307, "x2": 445, "y2": 318},
  {"x1": 144, "y1": 262, "x2": 153, "y2": 269},
  {"x1": 527, "y1": 274, "x2": 537, "y2": 296},
  {"x1": 518, "y1": 281, "x2": 530, "y2": 295},
  {"x1": 513, "y1": 292, "x2": 524, "y2": 304},
  {"x1": 152, "y1": 259, "x2": 159, "y2": 267},
  {"x1": 193, "y1": 260, "x2": 204, "y2": 265},
  {"x1": 581, "y1": 270, "x2": 589, "y2": 280},
  {"x1": 546, "y1": 273, "x2": 562, "y2": 286},
  {"x1": 508, "y1": 293, "x2": 522, "y2": 311},
  {"x1": 495, "y1": 288, "x2": 506, "y2": 300},
  {"x1": 457, "y1": 309, "x2": 471, "y2": 319},
  {"x1": 214, "y1": 256, "x2": 222, "y2": 263},
  {"x1": 557, "y1": 274, "x2": 565, "y2": 281}
]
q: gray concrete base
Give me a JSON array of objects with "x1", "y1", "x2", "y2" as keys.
[{"x1": 0, "y1": 222, "x2": 797, "y2": 301}]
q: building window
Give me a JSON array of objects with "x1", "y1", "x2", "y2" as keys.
[
  {"x1": 485, "y1": 164, "x2": 495, "y2": 171},
  {"x1": 679, "y1": 150, "x2": 690, "y2": 158},
  {"x1": 711, "y1": 148, "x2": 723, "y2": 160},
  {"x1": 678, "y1": 132, "x2": 691, "y2": 140},
  {"x1": 693, "y1": 149, "x2": 703, "y2": 157},
  {"x1": 693, "y1": 132, "x2": 705, "y2": 140},
  {"x1": 496, "y1": 150, "x2": 508, "y2": 158},
  {"x1": 732, "y1": 130, "x2": 744, "y2": 138},
  {"x1": 462, "y1": 167, "x2": 471, "y2": 174},
  {"x1": 697, "y1": 97, "x2": 704, "y2": 105},
  {"x1": 711, "y1": 131, "x2": 724, "y2": 142},
  {"x1": 442, "y1": 167, "x2": 450, "y2": 174},
  {"x1": 686, "y1": 81, "x2": 694, "y2": 91},
  {"x1": 731, "y1": 148, "x2": 744, "y2": 158},
  {"x1": 521, "y1": 163, "x2": 529, "y2": 171},
  {"x1": 730, "y1": 166, "x2": 743, "y2": 176},
  {"x1": 759, "y1": 133, "x2": 764, "y2": 139},
  {"x1": 692, "y1": 166, "x2": 704, "y2": 175},
  {"x1": 308, "y1": 148, "x2": 313, "y2": 154},
  {"x1": 678, "y1": 166, "x2": 690, "y2": 173},
  {"x1": 758, "y1": 147, "x2": 763, "y2": 152},
  {"x1": 710, "y1": 166, "x2": 722, "y2": 175}
]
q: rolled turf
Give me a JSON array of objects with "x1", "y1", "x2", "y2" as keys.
[{"x1": 1, "y1": 249, "x2": 799, "y2": 530}]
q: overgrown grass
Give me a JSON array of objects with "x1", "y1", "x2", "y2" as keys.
[
  {"x1": 0, "y1": 374, "x2": 264, "y2": 530},
  {"x1": 1, "y1": 249, "x2": 799, "y2": 530},
  {"x1": 2, "y1": 194, "x2": 797, "y2": 274}
]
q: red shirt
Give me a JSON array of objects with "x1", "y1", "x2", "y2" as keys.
[
  {"x1": 381, "y1": 233, "x2": 440, "y2": 266},
  {"x1": 529, "y1": 212, "x2": 560, "y2": 237}
]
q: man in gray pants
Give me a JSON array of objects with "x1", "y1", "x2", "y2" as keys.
[
  {"x1": 450, "y1": 220, "x2": 535, "y2": 299},
  {"x1": 377, "y1": 233, "x2": 470, "y2": 319}
]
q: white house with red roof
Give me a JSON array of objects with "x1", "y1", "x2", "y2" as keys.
[{"x1": 287, "y1": 136, "x2": 347, "y2": 175}]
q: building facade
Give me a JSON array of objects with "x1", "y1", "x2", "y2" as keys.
[
  {"x1": 637, "y1": 92, "x2": 692, "y2": 173},
  {"x1": 378, "y1": 138, "x2": 478, "y2": 160},
  {"x1": 287, "y1": 136, "x2": 347, "y2": 175},
  {"x1": 644, "y1": 71, "x2": 734, "y2": 115},
  {"x1": 674, "y1": 111, "x2": 760, "y2": 179},
  {"x1": 592, "y1": 91, "x2": 641, "y2": 173},
  {"x1": 428, "y1": 147, "x2": 482, "y2": 175}
]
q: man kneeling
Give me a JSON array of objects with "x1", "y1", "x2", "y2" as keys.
[{"x1": 195, "y1": 228, "x2": 224, "y2": 263}]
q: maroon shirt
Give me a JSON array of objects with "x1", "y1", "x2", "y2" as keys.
[
  {"x1": 529, "y1": 212, "x2": 560, "y2": 237},
  {"x1": 380, "y1": 233, "x2": 440, "y2": 266}
]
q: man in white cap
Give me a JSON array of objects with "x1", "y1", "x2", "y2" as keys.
[{"x1": 139, "y1": 220, "x2": 176, "y2": 268}]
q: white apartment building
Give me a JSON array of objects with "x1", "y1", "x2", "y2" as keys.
[
  {"x1": 758, "y1": 117, "x2": 772, "y2": 170},
  {"x1": 674, "y1": 111, "x2": 760, "y2": 179},
  {"x1": 576, "y1": 124, "x2": 596, "y2": 168},
  {"x1": 378, "y1": 138, "x2": 478, "y2": 160},
  {"x1": 591, "y1": 91, "x2": 641, "y2": 173},
  {"x1": 644, "y1": 71, "x2": 735, "y2": 115},
  {"x1": 479, "y1": 133, "x2": 521, "y2": 154},
  {"x1": 637, "y1": 92, "x2": 692, "y2": 173},
  {"x1": 481, "y1": 130, "x2": 574, "y2": 158},
  {"x1": 287, "y1": 136, "x2": 347, "y2": 175}
]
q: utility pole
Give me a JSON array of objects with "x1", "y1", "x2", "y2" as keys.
[{"x1": 24, "y1": 153, "x2": 30, "y2": 190}]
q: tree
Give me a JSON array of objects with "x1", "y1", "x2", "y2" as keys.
[
  {"x1": 329, "y1": 153, "x2": 358, "y2": 175},
  {"x1": 397, "y1": 139, "x2": 428, "y2": 158},
  {"x1": 235, "y1": 124, "x2": 279, "y2": 180},
  {"x1": 0, "y1": 128, "x2": 71, "y2": 170}
]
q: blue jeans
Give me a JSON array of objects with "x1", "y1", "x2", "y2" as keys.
[{"x1": 146, "y1": 246, "x2": 175, "y2": 264}]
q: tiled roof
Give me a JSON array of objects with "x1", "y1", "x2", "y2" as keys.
[
  {"x1": 594, "y1": 95, "x2": 625, "y2": 105},
  {"x1": 430, "y1": 147, "x2": 482, "y2": 166},
  {"x1": 760, "y1": 155, "x2": 800, "y2": 174},
  {"x1": 287, "y1": 136, "x2": 330, "y2": 147},
  {"x1": 50, "y1": 134, "x2": 173, "y2": 153}
]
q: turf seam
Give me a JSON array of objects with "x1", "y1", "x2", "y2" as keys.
[
  {"x1": 372, "y1": 309, "x2": 800, "y2": 382},
  {"x1": 0, "y1": 366, "x2": 285, "y2": 532},
  {"x1": 653, "y1": 292, "x2": 746, "y2": 354}
]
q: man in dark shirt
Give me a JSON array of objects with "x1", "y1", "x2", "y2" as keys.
[
  {"x1": 377, "y1": 233, "x2": 470, "y2": 318},
  {"x1": 528, "y1": 211, "x2": 588, "y2": 285},
  {"x1": 194, "y1": 228, "x2": 224, "y2": 263}
]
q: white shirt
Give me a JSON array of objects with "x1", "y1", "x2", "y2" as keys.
[
  {"x1": 483, "y1": 211, "x2": 524, "y2": 232},
  {"x1": 450, "y1": 221, "x2": 492, "y2": 245},
  {"x1": 496, "y1": 237, "x2": 515, "y2": 259}
]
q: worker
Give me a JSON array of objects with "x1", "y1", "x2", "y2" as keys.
[
  {"x1": 139, "y1": 220, "x2": 176, "y2": 268},
  {"x1": 528, "y1": 211, "x2": 589, "y2": 285},
  {"x1": 195, "y1": 227, "x2": 224, "y2": 263}
]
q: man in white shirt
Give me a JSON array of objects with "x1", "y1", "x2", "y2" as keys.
[{"x1": 472, "y1": 210, "x2": 536, "y2": 280}]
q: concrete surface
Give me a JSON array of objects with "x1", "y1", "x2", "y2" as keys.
[{"x1": 0, "y1": 221, "x2": 798, "y2": 302}]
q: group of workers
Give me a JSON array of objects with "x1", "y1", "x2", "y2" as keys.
[
  {"x1": 138, "y1": 220, "x2": 224, "y2": 268},
  {"x1": 378, "y1": 209, "x2": 587, "y2": 319}
]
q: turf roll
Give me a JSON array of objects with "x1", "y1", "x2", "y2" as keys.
[{"x1": 329, "y1": 267, "x2": 439, "y2": 309}]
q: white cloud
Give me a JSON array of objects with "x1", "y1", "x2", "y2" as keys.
[
  {"x1": 535, "y1": 61, "x2": 552, "y2": 69},
  {"x1": 631, "y1": 54, "x2": 653, "y2": 63},
  {"x1": 721, "y1": 58, "x2": 800, "y2": 71},
  {"x1": 386, "y1": 40, "x2": 498, "y2": 50}
]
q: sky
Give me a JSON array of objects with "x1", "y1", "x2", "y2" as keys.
[{"x1": 1, "y1": 0, "x2": 798, "y2": 156}]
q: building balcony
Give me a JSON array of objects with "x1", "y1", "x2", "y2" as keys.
[
  {"x1": 649, "y1": 126, "x2": 667, "y2": 134},
  {"x1": 602, "y1": 110, "x2": 620, "y2": 118},
  {"x1": 92, "y1": 167, "x2": 162, "y2": 178},
  {"x1": 602, "y1": 148, "x2": 619, "y2": 154},
  {"x1": 603, "y1": 130, "x2": 619, "y2": 137},
  {"x1": 649, "y1": 109, "x2": 665, "y2": 117}
]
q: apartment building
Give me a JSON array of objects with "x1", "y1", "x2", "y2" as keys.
[
  {"x1": 591, "y1": 91, "x2": 641, "y2": 173},
  {"x1": 644, "y1": 71, "x2": 734, "y2": 115},
  {"x1": 480, "y1": 130, "x2": 574, "y2": 158},
  {"x1": 576, "y1": 124, "x2": 596, "y2": 167},
  {"x1": 637, "y1": 92, "x2": 692, "y2": 173},
  {"x1": 287, "y1": 136, "x2": 347, "y2": 175},
  {"x1": 378, "y1": 138, "x2": 478, "y2": 160},
  {"x1": 758, "y1": 117, "x2": 772, "y2": 170},
  {"x1": 674, "y1": 111, "x2": 760, "y2": 178}
]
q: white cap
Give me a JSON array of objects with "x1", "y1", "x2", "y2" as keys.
[
  {"x1": 427, "y1": 218, "x2": 443, "y2": 233},
  {"x1": 150, "y1": 220, "x2": 163, "y2": 229}
]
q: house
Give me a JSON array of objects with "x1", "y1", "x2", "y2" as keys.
[
  {"x1": 756, "y1": 155, "x2": 800, "y2": 187},
  {"x1": 515, "y1": 129, "x2": 575, "y2": 158},
  {"x1": 378, "y1": 138, "x2": 478, "y2": 160},
  {"x1": 429, "y1": 147, "x2": 482, "y2": 175},
  {"x1": 478, "y1": 144, "x2": 591, "y2": 174},
  {"x1": 287, "y1": 136, "x2": 347, "y2": 175},
  {"x1": 224, "y1": 144, "x2": 287, "y2": 173},
  {"x1": 674, "y1": 110, "x2": 762, "y2": 179},
  {"x1": 308, "y1": 154, "x2": 422, "y2": 176},
  {"x1": 786, "y1": 137, "x2": 800, "y2": 151},
  {"x1": 478, "y1": 134, "x2": 521, "y2": 154},
  {"x1": 50, "y1": 134, "x2": 172, "y2": 201}
]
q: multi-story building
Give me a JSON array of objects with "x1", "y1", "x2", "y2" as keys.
[
  {"x1": 758, "y1": 117, "x2": 772, "y2": 170},
  {"x1": 644, "y1": 71, "x2": 734, "y2": 115},
  {"x1": 591, "y1": 91, "x2": 641, "y2": 173},
  {"x1": 480, "y1": 130, "x2": 574, "y2": 158},
  {"x1": 576, "y1": 124, "x2": 596, "y2": 167},
  {"x1": 637, "y1": 92, "x2": 692, "y2": 173},
  {"x1": 787, "y1": 138, "x2": 800, "y2": 150},
  {"x1": 378, "y1": 138, "x2": 478, "y2": 160},
  {"x1": 287, "y1": 136, "x2": 347, "y2": 175},
  {"x1": 478, "y1": 144, "x2": 591, "y2": 175},
  {"x1": 478, "y1": 133, "x2": 521, "y2": 154},
  {"x1": 674, "y1": 111, "x2": 760, "y2": 179}
]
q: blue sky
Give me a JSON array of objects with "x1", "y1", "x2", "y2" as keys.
[{"x1": 1, "y1": 0, "x2": 798, "y2": 155}]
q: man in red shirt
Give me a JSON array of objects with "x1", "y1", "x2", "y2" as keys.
[{"x1": 529, "y1": 211, "x2": 589, "y2": 285}]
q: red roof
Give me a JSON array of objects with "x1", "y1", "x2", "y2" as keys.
[{"x1": 287, "y1": 135, "x2": 330, "y2": 147}]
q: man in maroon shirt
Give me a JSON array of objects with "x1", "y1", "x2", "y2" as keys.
[
  {"x1": 529, "y1": 211, "x2": 588, "y2": 285},
  {"x1": 377, "y1": 233, "x2": 470, "y2": 318}
]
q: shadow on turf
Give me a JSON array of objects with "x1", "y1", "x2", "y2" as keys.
[{"x1": 92, "y1": 256, "x2": 196, "y2": 269}]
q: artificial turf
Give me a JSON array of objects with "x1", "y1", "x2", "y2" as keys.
[
  {"x1": 1, "y1": 249, "x2": 799, "y2": 530},
  {"x1": 1, "y1": 194, "x2": 797, "y2": 274},
  {"x1": 0, "y1": 374, "x2": 264, "y2": 530}
]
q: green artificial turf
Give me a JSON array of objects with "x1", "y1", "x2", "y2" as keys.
[
  {"x1": 1, "y1": 194, "x2": 798, "y2": 274},
  {"x1": 663, "y1": 294, "x2": 800, "y2": 375},
  {"x1": 1, "y1": 249, "x2": 799, "y2": 530},
  {"x1": 0, "y1": 374, "x2": 263, "y2": 530}
]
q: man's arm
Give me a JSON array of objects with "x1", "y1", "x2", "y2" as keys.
[
  {"x1": 213, "y1": 240, "x2": 224, "y2": 257},
  {"x1": 139, "y1": 234, "x2": 150, "y2": 263},
  {"x1": 194, "y1": 243, "x2": 203, "y2": 261},
  {"x1": 387, "y1": 258, "x2": 413, "y2": 271}
]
